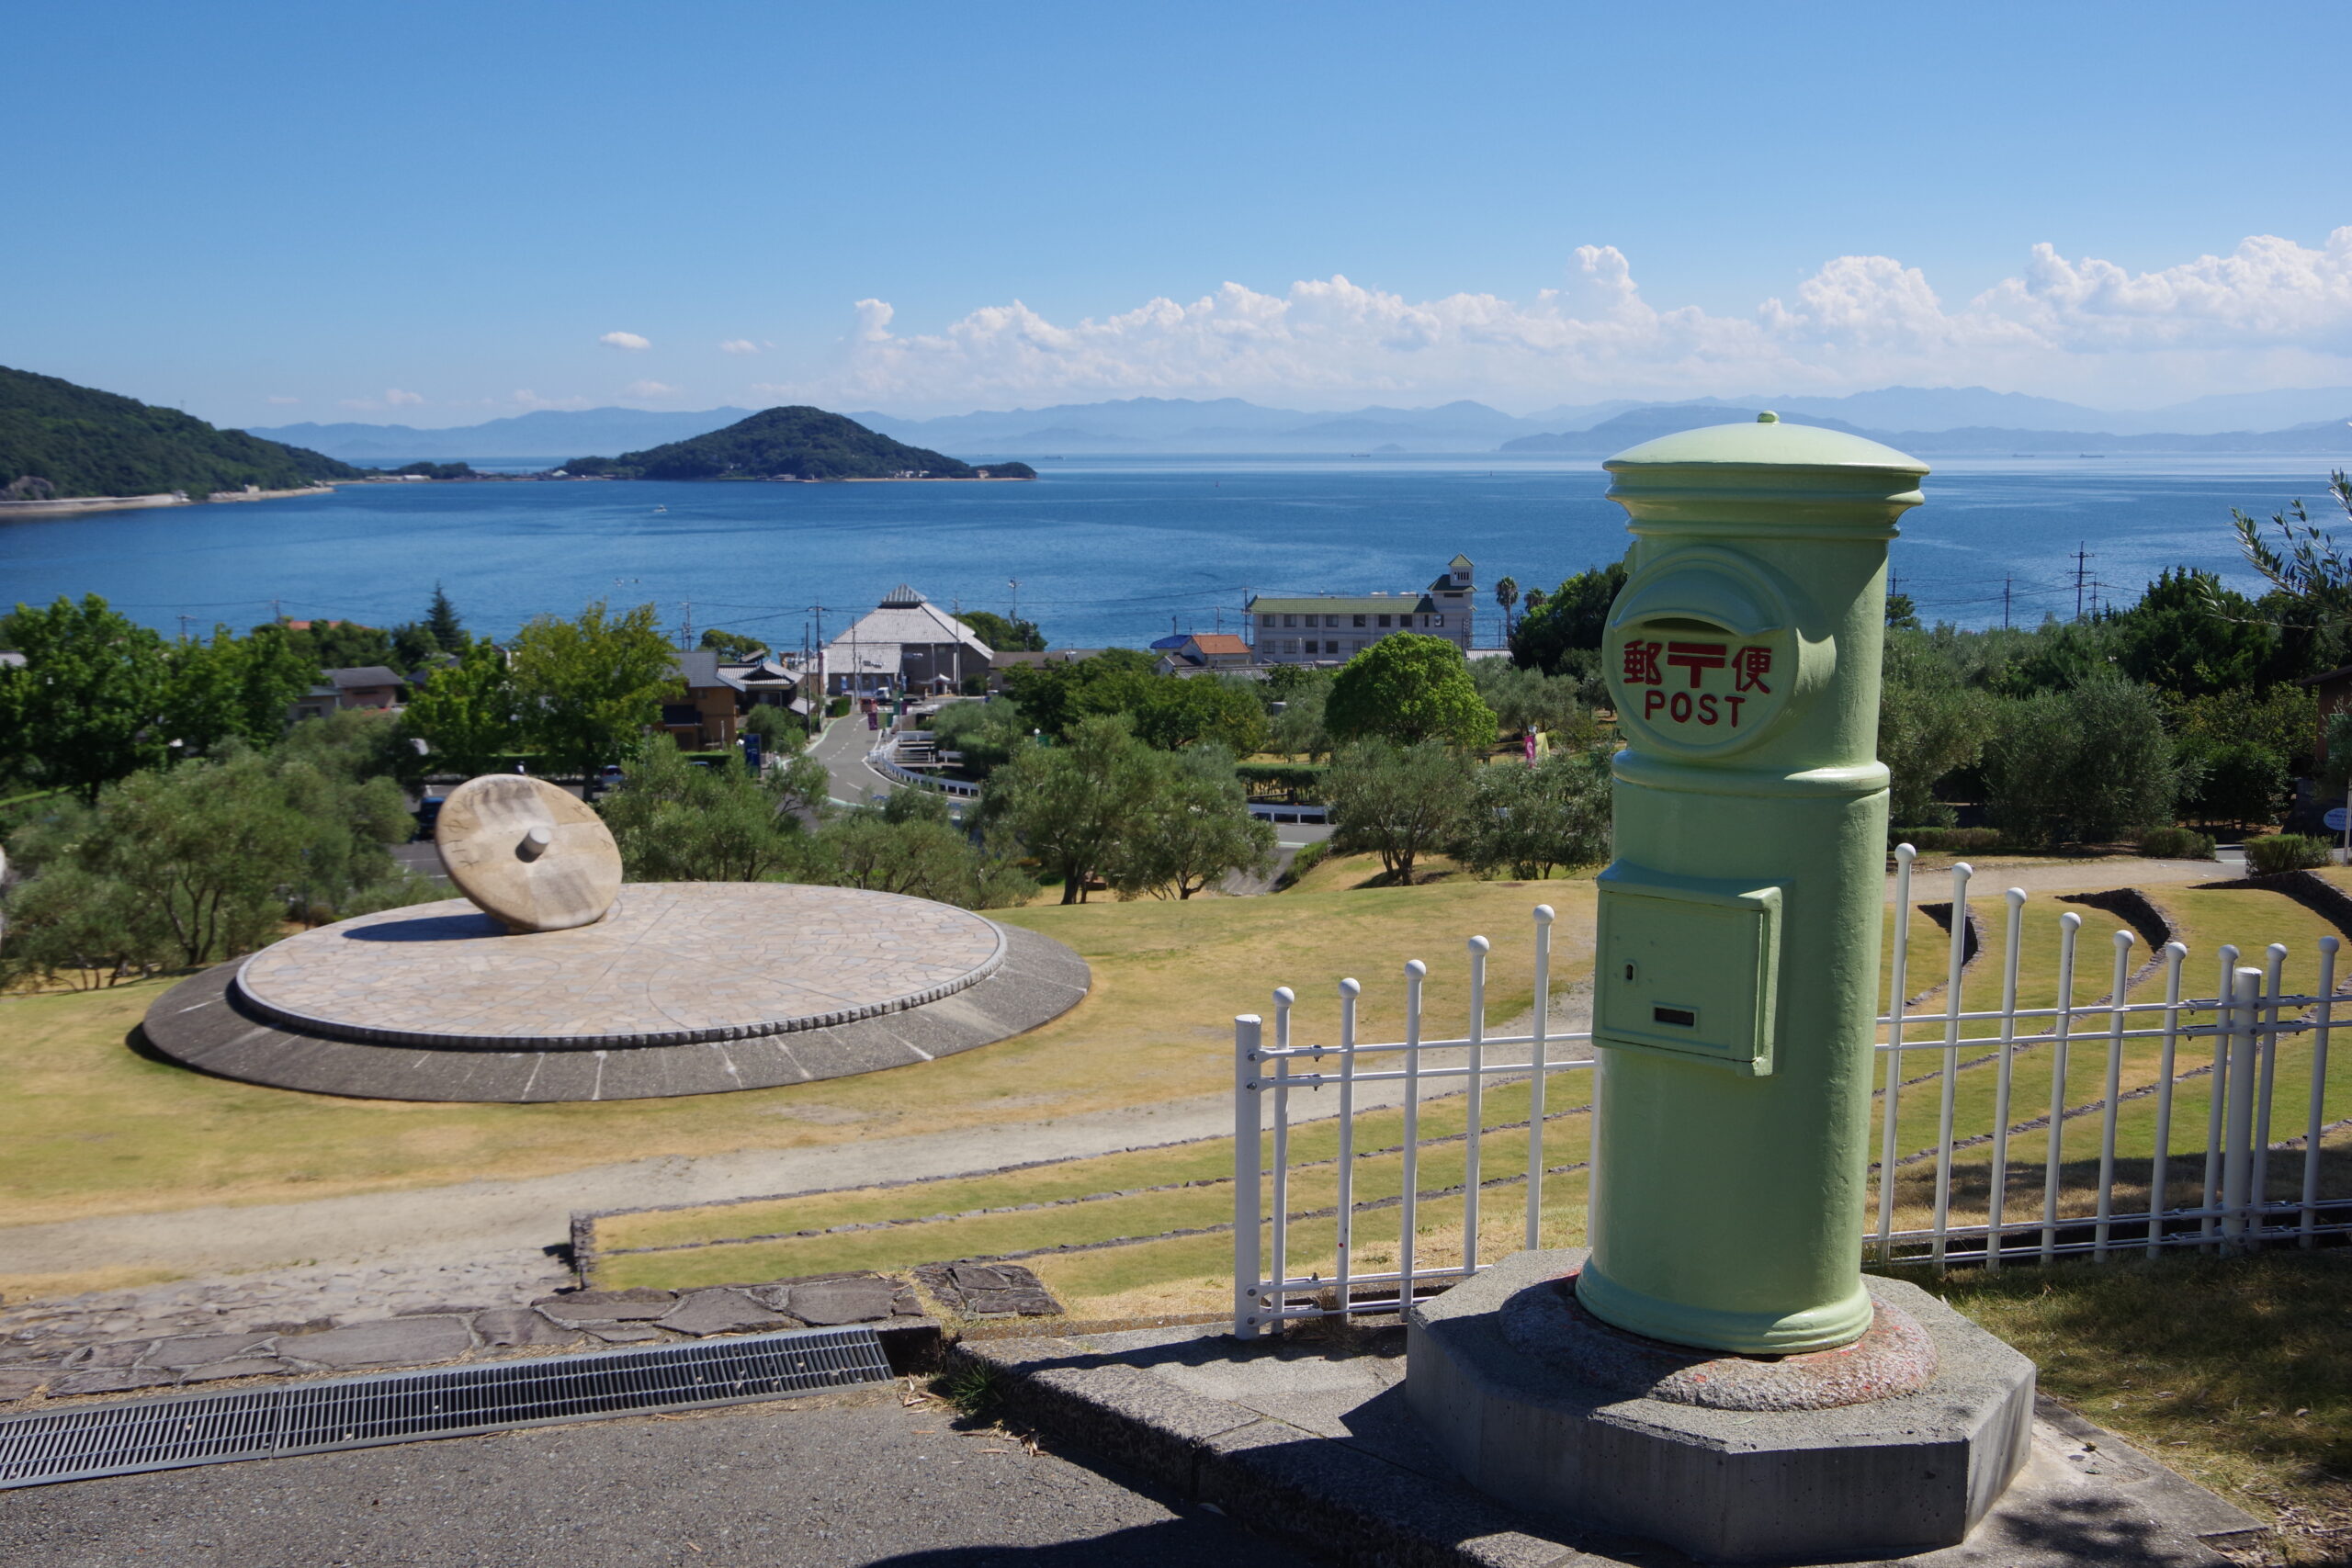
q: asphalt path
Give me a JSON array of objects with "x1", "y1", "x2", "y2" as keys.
[{"x1": 0, "y1": 1390, "x2": 1310, "y2": 1568}]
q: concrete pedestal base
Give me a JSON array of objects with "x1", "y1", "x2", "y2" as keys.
[{"x1": 1406, "y1": 1249, "x2": 2037, "y2": 1564}]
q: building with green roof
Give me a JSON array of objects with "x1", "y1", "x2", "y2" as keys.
[{"x1": 1244, "y1": 554, "x2": 1476, "y2": 665}]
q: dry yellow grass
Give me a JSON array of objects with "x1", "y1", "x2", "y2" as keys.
[{"x1": 0, "y1": 877, "x2": 1594, "y2": 1233}]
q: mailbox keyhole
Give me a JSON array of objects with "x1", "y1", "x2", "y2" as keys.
[{"x1": 1623, "y1": 963, "x2": 1636, "y2": 983}]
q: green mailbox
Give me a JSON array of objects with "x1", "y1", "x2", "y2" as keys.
[{"x1": 1578, "y1": 412, "x2": 1928, "y2": 1356}]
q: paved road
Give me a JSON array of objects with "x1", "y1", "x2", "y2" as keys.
[
  {"x1": 810, "y1": 712, "x2": 902, "y2": 809},
  {"x1": 0, "y1": 1390, "x2": 1309, "y2": 1568}
]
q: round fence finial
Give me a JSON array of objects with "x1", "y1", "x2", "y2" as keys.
[{"x1": 1467, "y1": 934, "x2": 1490, "y2": 954}]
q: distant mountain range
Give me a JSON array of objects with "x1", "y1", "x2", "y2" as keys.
[
  {"x1": 245, "y1": 385, "x2": 2352, "y2": 463},
  {"x1": 1499, "y1": 404, "x2": 2352, "y2": 457}
]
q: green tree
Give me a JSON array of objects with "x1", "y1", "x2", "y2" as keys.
[
  {"x1": 1001, "y1": 649, "x2": 1157, "y2": 736},
  {"x1": 2175, "y1": 739, "x2": 2288, "y2": 828},
  {"x1": 1878, "y1": 629, "x2": 1997, "y2": 827},
  {"x1": 1884, "y1": 592, "x2": 1920, "y2": 630},
  {"x1": 814, "y1": 788, "x2": 1035, "y2": 908},
  {"x1": 1107, "y1": 745, "x2": 1276, "y2": 899},
  {"x1": 1266, "y1": 671, "x2": 1334, "y2": 761},
  {"x1": 401, "y1": 638, "x2": 518, "y2": 777},
  {"x1": 1983, "y1": 677, "x2": 2185, "y2": 848},
  {"x1": 598, "y1": 736, "x2": 819, "y2": 882},
  {"x1": 509, "y1": 601, "x2": 677, "y2": 779},
  {"x1": 1325, "y1": 634, "x2": 1496, "y2": 751},
  {"x1": 0, "y1": 862, "x2": 171, "y2": 988},
  {"x1": 70, "y1": 747, "x2": 411, "y2": 964},
  {"x1": 0, "y1": 594, "x2": 170, "y2": 799},
  {"x1": 278, "y1": 619, "x2": 396, "y2": 671},
  {"x1": 1326, "y1": 739, "x2": 1475, "y2": 884},
  {"x1": 1492, "y1": 576, "x2": 1520, "y2": 641},
  {"x1": 928, "y1": 697, "x2": 1035, "y2": 778},
  {"x1": 986, "y1": 714, "x2": 1163, "y2": 903},
  {"x1": 426, "y1": 582, "x2": 467, "y2": 652},
  {"x1": 1509, "y1": 559, "x2": 1625, "y2": 673},
  {"x1": 1130, "y1": 676, "x2": 1269, "y2": 754},
  {"x1": 698, "y1": 627, "x2": 768, "y2": 659},
  {"x1": 2108, "y1": 569, "x2": 2274, "y2": 699},
  {"x1": 741, "y1": 702, "x2": 807, "y2": 753},
  {"x1": 162, "y1": 621, "x2": 319, "y2": 755},
  {"x1": 1447, "y1": 749, "x2": 1612, "y2": 880},
  {"x1": 957, "y1": 610, "x2": 1046, "y2": 651},
  {"x1": 1469, "y1": 659, "x2": 1592, "y2": 744}
]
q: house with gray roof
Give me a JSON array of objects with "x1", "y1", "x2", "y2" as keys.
[{"x1": 822, "y1": 586, "x2": 995, "y2": 697}]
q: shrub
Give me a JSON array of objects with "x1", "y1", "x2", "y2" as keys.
[
  {"x1": 1273, "y1": 840, "x2": 1329, "y2": 891},
  {"x1": 1889, "y1": 827, "x2": 2005, "y2": 854},
  {"x1": 2245, "y1": 834, "x2": 2332, "y2": 874},
  {"x1": 2136, "y1": 826, "x2": 2216, "y2": 860},
  {"x1": 827, "y1": 694, "x2": 852, "y2": 718}
]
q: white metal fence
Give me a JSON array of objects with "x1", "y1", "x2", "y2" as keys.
[{"x1": 1231, "y1": 848, "x2": 2351, "y2": 1337}]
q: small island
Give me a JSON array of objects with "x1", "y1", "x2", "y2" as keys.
[{"x1": 559, "y1": 405, "x2": 1035, "y2": 482}]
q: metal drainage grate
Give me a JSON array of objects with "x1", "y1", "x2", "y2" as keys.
[{"x1": 0, "y1": 1324, "x2": 894, "y2": 1490}]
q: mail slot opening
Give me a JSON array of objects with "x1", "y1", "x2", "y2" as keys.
[{"x1": 1653, "y1": 1005, "x2": 1698, "y2": 1028}]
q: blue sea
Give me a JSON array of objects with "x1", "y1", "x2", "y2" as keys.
[{"x1": 1, "y1": 454, "x2": 2345, "y2": 648}]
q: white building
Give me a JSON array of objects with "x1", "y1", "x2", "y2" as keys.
[
  {"x1": 822, "y1": 586, "x2": 996, "y2": 696},
  {"x1": 1244, "y1": 555, "x2": 1476, "y2": 666}
]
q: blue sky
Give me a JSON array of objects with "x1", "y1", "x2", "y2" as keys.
[{"x1": 5, "y1": 0, "x2": 2348, "y2": 425}]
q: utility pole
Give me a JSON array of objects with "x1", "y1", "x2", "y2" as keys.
[
  {"x1": 2073, "y1": 544, "x2": 2094, "y2": 621},
  {"x1": 1008, "y1": 579, "x2": 1020, "y2": 625},
  {"x1": 2002, "y1": 577, "x2": 2011, "y2": 630},
  {"x1": 177, "y1": 614, "x2": 193, "y2": 644},
  {"x1": 680, "y1": 600, "x2": 694, "y2": 652}
]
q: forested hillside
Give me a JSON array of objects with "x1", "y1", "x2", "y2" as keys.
[
  {"x1": 0, "y1": 366, "x2": 360, "y2": 499},
  {"x1": 562, "y1": 405, "x2": 1034, "y2": 481}
]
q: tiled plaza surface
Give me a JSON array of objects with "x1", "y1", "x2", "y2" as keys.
[{"x1": 235, "y1": 882, "x2": 1005, "y2": 1048}]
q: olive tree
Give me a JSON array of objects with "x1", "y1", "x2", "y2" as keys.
[{"x1": 1327, "y1": 738, "x2": 1475, "y2": 884}]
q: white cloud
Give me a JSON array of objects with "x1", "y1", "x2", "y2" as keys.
[
  {"x1": 625, "y1": 379, "x2": 682, "y2": 398},
  {"x1": 336, "y1": 389, "x2": 428, "y2": 412},
  {"x1": 600, "y1": 331, "x2": 652, "y2": 351},
  {"x1": 718, "y1": 338, "x2": 760, "y2": 355},
  {"x1": 510, "y1": 389, "x2": 592, "y2": 411},
  {"x1": 266, "y1": 395, "x2": 300, "y2": 406},
  {"x1": 750, "y1": 230, "x2": 2352, "y2": 411}
]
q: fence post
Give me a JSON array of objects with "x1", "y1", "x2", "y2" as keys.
[
  {"x1": 2221, "y1": 967, "x2": 2264, "y2": 1254},
  {"x1": 2307, "y1": 939, "x2": 2338, "y2": 1247},
  {"x1": 1930, "y1": 862, "x2": 1972, "y2": 1270},
  {"x1": 1401, "y1": 959, "x2": 1426, "y2": 1310},
  {"x1": 1985, "y1": 887, "x2": 2028, "y2": 1273},
  {"x1": 1232, "y1": 1013, "x2": 1265, "y2": 1338},
  {"x1": 1526, "y1": 906, "x2": 1553, "y2": 1252},
  {"x1": 1464, "y1": 935, "x2": 1489, "y2": 1278},
  {"x1": 1270, "y1": 987, "x2": 1295, "y2": 1308},
  {"x1": 2253, "y1": 944, "x2": 2287, "y2": 1246}
]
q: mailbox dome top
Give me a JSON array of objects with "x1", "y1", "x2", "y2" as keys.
[{"x1": 1604, "y1": 416, "x2": 1928, "y2": 477}]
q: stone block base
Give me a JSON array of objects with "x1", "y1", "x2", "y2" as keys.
[{"x1": 1406, "y1": 1248, "x2": 2037, "y2": 1563}]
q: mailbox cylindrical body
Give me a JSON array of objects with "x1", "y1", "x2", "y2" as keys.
[{"x1": 1580, "y1": 414, "x2": 1927, "y2": 1354}]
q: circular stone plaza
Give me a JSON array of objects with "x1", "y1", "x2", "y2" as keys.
[{"x1": 142, "y1": 882, "x2": 1091, "y2": 1102}]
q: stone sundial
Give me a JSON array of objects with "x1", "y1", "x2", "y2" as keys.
[
  {"x1": 433, "y1": 774, "x2": 623, "y2": 932},
  {"x1": 139, "y1": 773, "x2": 1090, "y2": 1103}
]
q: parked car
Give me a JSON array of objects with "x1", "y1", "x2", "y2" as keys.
[{"x1": 412, "y1": 795, "x2": 446, "y2": 840}]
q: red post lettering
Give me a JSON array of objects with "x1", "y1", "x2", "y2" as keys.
[
  {"x1": 1726, "y1": 694, "x2": 1747, "y2": 727},
  {"x1": 1669, "y1": 691, "x2": 1692, "y2": 723},
  {"x1": 1698, "y1": 694, "x2": 1719, "y2": 726},
  {"x1": 1665, "y1": 641, "x2": 1728, "y2": 689},
  {"x1": 1645, "y1": 689, "x2": 1666, "y2": 719}
]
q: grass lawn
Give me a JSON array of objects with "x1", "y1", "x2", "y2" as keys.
[
  {"x1": 0, "y1": 874, "x2": 1594, "y2": 1301},
  {"x1": 1926, "y1": 1247, "x2": 2352, "y2": 1564}
]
